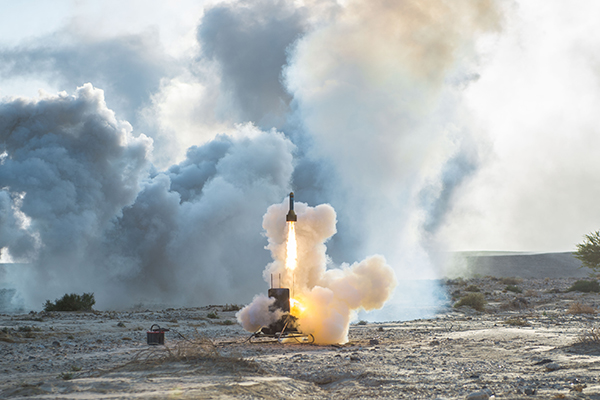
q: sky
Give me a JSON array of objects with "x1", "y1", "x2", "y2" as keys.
[{"x1": 1, "y1": 0, "x2": 600, "y2": 309}]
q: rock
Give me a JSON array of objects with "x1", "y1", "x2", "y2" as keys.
[
  {"x1": 369, "y1": 339, "x2": 380, "y2": 345},
  {"x1": 545, "y1": 362, "x2": 561, "y2": 371},
  {"x1": 524, "y1": 386, "x2": 536, "y2": 395},
  {"x1": 465, "y1": 388, "x2": 493, "y2": 400},
  {"x1": 465, "y1": 391, "x2": 489, "y2": 400},
  {"x1": 117, "y1": 321, "x2": 126, "y2": 327},
  {"x1": 51, "y1": 341, "x2": 60, "y2": 347}
]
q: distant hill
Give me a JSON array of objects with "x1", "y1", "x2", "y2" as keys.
[
  {"x1": 0, "y1": 263, "x2": 25, "y2": 312},
  {"x1": 448, "y1": 252, "x2": 590, "y2": 279}
]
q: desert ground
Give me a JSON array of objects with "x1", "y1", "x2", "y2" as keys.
[{"x1": 1, "y1": 256, "x2": 600, "y2": 399}]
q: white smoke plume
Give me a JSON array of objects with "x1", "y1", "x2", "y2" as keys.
[
  {"x1": 284, "y1": 0, "x2": 503, "y2": 270},
  {"x1": 237, "y1": 198, "x2": 397, "y2": 344},
  {"x1": 236, "y1": 294, "x2": 284, "y2": 333}
]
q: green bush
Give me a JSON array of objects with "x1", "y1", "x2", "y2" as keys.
[
  {"x1": 505, "y1": 285, "x2": 523, "y2": 293},
  {"x1": 207, "y1": 311, "x2": 219, "y2": 319},
  {"x1": 566, "y1": 280, "x2": 600, "y2": 293},
  {"x1": 574, "y1": 230, "x2": 600, "y2": 272},
  {"x1": 60, "y1": 372, "x2": 74, "y2": 380},
  {"x1": 44, "y1": 293, "x2": 95, "y2": 312},
  {"x1": 454, "y1": 293, "x2": 486, "y2": 312}
]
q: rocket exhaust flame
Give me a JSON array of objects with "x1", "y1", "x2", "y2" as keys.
[
  {"x1": 289, "y1": 297, "x2": 305, "y2": 317},
  {"x1": 285, "y1": 221, "x2": 297, "y2": 272}
]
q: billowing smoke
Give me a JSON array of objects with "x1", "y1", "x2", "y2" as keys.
[
  {"x1": 236, "y1": 295, "x2": 283, "y2": 333},
  {"x1": 1, "y1": 0, "x2": 506, "y2": 315},
  {"x1": 237, "y1": 199, "x2": 396, "y2": 344},
  {"x1": 0, "y1": 84, "x2": 295, "y2": 309},
  {"x1": 284, "y1": 0, "x2": 503, "y2": 270}
]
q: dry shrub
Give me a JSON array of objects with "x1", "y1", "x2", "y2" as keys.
[
  {"x1": 0, "y1": 331, "x2": 16, "y2": 343},
  {"x1": 128, "y1": 333, "x2": 262, "y2": 375},
  {"x1": 500, "y1": 297, "x2": 529, "y2": 310},
  {"x1": 545, "y1": 287, "x2": 562, "y2": 294},
  {"x1": 568, "y1": 302, "x2": 597, "y2": 315},
  {"x1": 500, "y1": 277, "x2": 523, "y2": 285},
  {"x1": 576, "y1": 326, "x2": 600, "y2": 345},
  {"x1": 524, "y1": 289, "x2": 538, "y2": 297},
  {"x1": 454, "y1": 293, "x2": 486, "y2": 311},
  {"x1": 504, "y1": 285, "x2": 522, "y2": 293}
]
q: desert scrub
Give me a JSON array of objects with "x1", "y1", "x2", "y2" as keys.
[
  {"x1": 446, "y1": 278, "x2": 466, "y2": 286},
  {"x1": 454, "y1": 293, "x2": 486, "y2": 312},
  {"x1": 206, "y1": 311, "x2": 219, "y2": 319},
  {"x1": 60, "y1": 372, "x2": 74, "y2": 380},
  {"x1": 18, "y1": 325, "x2": 41, "y2": 332},
  {"x1": 499, "y1": 277, "x2": 523, "y2": 285},
  {"x1": 505, "y1": 285, "x2": 523, "y2": 294},
  {"x1": 223, "y1": 304, "x2": 241, "y2": 312},
  {"x1": 566, "y1": 280, "x2": 600, "y2": 293},
  {"x1": 464, "y1": 284, "x2": 480, "y2": 292},
  {"x1": 567, "y1": 302, "x2": 597, "y2": 314},
  {"x1": 524, "y1": 289, "x2": 538, "y2": 297},
  {"x1": 130, "y1": 334, "x2": 263, "y2": 374},
  {"x1": 44, "y1": 293, "x2": 95, "y2": 312},
  {"x1": 577, "y1": 326, "x2": 600, "y2": 344},
  {"x1": 500, "y1": 297, "x2": 529, "y2": 310}
]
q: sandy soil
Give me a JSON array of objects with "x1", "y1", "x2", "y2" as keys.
[{"x1": 1, "y1": 277, "x2": 600, "y2": 399}]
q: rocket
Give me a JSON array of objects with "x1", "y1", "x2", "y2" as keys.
[{"x1": 286, "y1": 192, "x2": 297, "y2": 222}]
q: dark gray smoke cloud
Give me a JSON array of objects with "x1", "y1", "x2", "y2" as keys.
[
  {"x1": 419, "y1": 140, "x2": 480, "y2": 236},
  {"x1": 0, "y1": 84, "x2": 152, "y2": 306},
  {"x1": 0, "y1": 84, "x2": 294, "y2": 309},
  {"x1": 196, "y1": 0, "x2": 308, "y2": 129}
]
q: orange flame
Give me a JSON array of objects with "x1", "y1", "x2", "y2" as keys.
[
  {"x1": 290, "y1": 297, "x2": 305, "y2": 317},
  {"x1": 285, "y1": 221, "x2": 297, "y2": 271}
]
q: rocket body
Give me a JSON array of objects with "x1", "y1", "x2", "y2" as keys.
[{"x1": 286, "y1": 192, "x2": 297, "y2": 222}]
